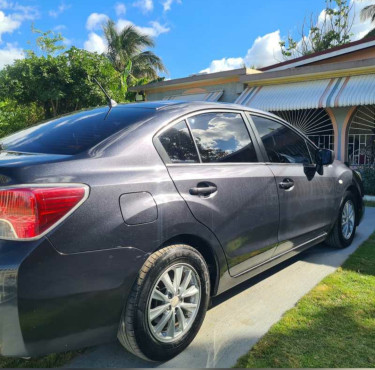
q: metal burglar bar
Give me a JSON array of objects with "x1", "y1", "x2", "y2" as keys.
[
  {"x1": 348, "y1": 106, "x2": 375, "y2": 166},
  {"x1": 272, "y1": 109, "x2": 334, "y2": 150}
]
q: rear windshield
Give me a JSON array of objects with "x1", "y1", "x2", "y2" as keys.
[{"x1": 0, "y1": 107, "x2": 154, "y2": 155}]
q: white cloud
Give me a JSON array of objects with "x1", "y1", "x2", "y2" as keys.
[
  {"x1": 0, "y1": 1, "x2": 39, "y2": 43},
  {"x1": 244, "y1": 30, "x2": 283, "y2": 67},
  {"x1": 116, "y1": 19, "x2": 170, "y2": 37},
  {"x1": 200, "y1": 57, "x2": 245, "y2": 74},
  {"x1": 162, "y1": 0, "x2": 181, "y2": 12},
  {"x1": 0, "y1": 42, "x2": 24, "y2": 69},
  {"x1": 62, "y1": 37, "x2": 72, "y2": 46},
  {"x1": 53, "y1": 24, "x2": 66, "y2": 31},
  {"x1": 0, "y1": 10, "x2": 20, "y2": 42},
  {"x1": 86, "y1": 13, "x2": 109, "y2": 31},
  {"x1": 200, "y1": 30, "x2": 282, "y2": 73},
  {"x1": 84, "y1": 32, "x2": 107, "y2": 54},
  {"x1": 350, "y1": 0, "x2": 374, "y2": 40},
  {"x1": 115, "y1": 2, "x2": 126, "y2": 17},
  {"x1": 133, "y1": 0, "x2": 153, "y2": 13},
  {"x1": 49, "y1": 2, "x2": 70, "y2": 18},
  {"x1": 200, "y1": 0, "x2": 375, "y2": 74}
]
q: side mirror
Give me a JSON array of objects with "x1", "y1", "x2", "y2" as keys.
[{"x1": 316, "y1": 149, "x2": 335, "y2": 166}]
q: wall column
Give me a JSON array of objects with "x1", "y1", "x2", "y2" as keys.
[{"x1": 326, "y1": 107, "x2": 356, "y2": 161}]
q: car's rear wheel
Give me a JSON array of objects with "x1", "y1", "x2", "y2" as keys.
[
  {"x1": 118, "y1": 244, "x2": 210, "y2": 362},
  {"x1": 326, "y1": 191, "x2": 357, "y2": 249}
]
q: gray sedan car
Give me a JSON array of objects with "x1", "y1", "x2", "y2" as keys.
[{"x1": 0, "y1": 101, "x2": 364, "y2": 361}]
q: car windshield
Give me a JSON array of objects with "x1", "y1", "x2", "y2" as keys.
[{"x1": 0, "y1": 107, "x2": 154, "y2": 155}]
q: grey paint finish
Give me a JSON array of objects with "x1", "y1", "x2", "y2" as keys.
[
  {"x1": 66, "y1": 209, "x2": 375, "y2": 368},
  {"x1": 0, "y1": 101, "x2": 364, "y2": 358},
  {"x1": 167, "y1": 163, "x2": 279, "y2": 276},
  {"x1": 120, "y1": 192, "x2": 158, "y2": 225}
]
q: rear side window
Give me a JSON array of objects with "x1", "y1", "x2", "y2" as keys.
[
  {"x1": 251, "y1": 115, "x2": 312, "y2": 164},
  {"x1": 187, "y1": 112, "x2": 258, "y2": 163},
  {"x1": 0, "y1": 108, "x2": 154, "y2": 155},
  {"x1": 158, "y1": 121, "x2": 199, "y2": 163}
]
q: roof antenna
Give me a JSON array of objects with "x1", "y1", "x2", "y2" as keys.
[{"x1": 92, "y1": 77, "x2": 118, "y2": 108}]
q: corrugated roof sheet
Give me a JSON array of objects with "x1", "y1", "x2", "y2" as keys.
[
  {"x1": 163, "y1": 90, "x2": 223, "y2": 102},
  {"x1": 236, "y1": 74, "x2": 375, "y2": 111}
]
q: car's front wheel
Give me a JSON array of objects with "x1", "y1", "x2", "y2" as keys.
[
  {"x1": 326, "y1": 191, "x2": 357, "y2": 249},
  {"x1": 118, "y1": 244, "x2": 210, "y2": 362}
]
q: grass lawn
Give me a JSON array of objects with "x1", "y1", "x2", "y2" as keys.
[
  {"x1": 236, "y1": 232, "x2": 375, "y2": 368},
  {"x1": 365, "y1": 200, "x2": 375, "y2": 207},
  {"x1": 0, "y1": 351, "x2": 82, "y2": 368}
]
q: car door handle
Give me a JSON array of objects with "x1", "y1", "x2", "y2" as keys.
[
  {"x1": 189, "y1": 183, "x2": 217, "y2": 196},
  {"x1": 279, "y1": 178, "x2": 294, "y2": 190}
]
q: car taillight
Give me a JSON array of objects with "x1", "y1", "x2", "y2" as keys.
[{"x1": 0, "y1": 185, "x2": 88, "y2": 240}]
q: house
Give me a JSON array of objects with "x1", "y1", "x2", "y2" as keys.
[{"x1": 130, "y1": 37, "x2": 375, "y2": 165}]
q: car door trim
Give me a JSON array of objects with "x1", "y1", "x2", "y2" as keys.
[{"x1": 232, "y1": 232, "x2": 328, "y2": 278}]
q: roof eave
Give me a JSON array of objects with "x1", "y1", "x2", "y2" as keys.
[
  {"x1": 240, "y1": 58, "x2": 375, "y2": 86},
  {"x1": 260, "y1": 37, "x2": 375, "y2": 72},
  {"x1": 129, "y1": 67, "x2": 260, "y2": 92}
]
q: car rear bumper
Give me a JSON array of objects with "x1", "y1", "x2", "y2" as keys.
[
  {"x1": 0, "y1": 238, "x2": 147, "y2": 357},
  {"x1": 0, "y1": 240, "x2": 38, "y2": 356}
]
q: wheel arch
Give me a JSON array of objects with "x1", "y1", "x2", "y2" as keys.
[
  {"x1": 346, "y1": 184, "x2": 363, "y2": 226},
  {"x1": 159, "y1": 234, "x2": 221, "y2": 297}
]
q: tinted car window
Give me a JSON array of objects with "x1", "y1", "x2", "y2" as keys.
[
  {"x1": 187, "y1": 113, "x2": 257, "y2": 163},
  {"x1": 159, "y1": 121, "x2": 199, "y2": 163},
  {"x1": 0, "y1": 108, "x2": 154, "y2": 155},
  {"x1": 252, "y1": 115, "x2": 312, "y2": 164}
]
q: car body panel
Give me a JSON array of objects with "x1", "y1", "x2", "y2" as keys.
[
  {"x1": 268, "y1": 163, "x2": 337, "y2": 255},
  {"x1": 0, "y1": 101, "x2": 364, "y2": 357},
  {"x1": 166, "y1": 163, "x2": 279, "y2": 276}
]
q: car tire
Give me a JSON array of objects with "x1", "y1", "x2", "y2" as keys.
[
  {"x1": 118, "y1": 244, "x2": 210, "y2": 362},
  {"x1": 326, "y1": 191, "x2": 357, "y2": 249}
]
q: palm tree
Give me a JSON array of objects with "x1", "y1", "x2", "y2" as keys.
[
  {"x1": 361, "y1": 4, "x2": 375, "y2": 39},
  {"x1": 103, "y1": 20, "x2": 167, "y2": 87},
  {"x1": 361, "y1": 4, "x2": 375, "y2": 23}
]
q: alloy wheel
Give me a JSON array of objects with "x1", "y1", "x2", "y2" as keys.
[
  {"x1": 341, "y1": 200, "x2": 355, "y2": 240},
  {"x1": 147, "y1": 263, "x2": 201, "y2": 343}
]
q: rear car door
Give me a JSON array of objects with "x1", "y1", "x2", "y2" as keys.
[
  {"x1": 249, "y1": 114, "x2": 337, "y2": 254},
  {"x1": 154, "y1": 110, "x2": 280, "y2": 276}
]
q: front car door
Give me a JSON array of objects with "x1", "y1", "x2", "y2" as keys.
[
  {"x1": 249, "y1": 113, "x2": 337, "y2": 255},
  {"x1": 154, "y1": 110, "x2": 279, "y2": 276}
]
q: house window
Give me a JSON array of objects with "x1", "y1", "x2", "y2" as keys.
[
  {"x1": 272, "y1": 109, "x2": 334, "y2": 151},
  {"x1": 348, "y1": 105, "x2": 375, "y2": 166}
]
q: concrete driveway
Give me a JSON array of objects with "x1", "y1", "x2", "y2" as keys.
[{"x1": 67, "y1": 207, "x2": 375, "y2": 368}]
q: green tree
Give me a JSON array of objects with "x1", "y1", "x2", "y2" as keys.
[
  {"x1": 280, "y1": 0, "x2": 353, "y2": 58},
  {"x1": 26, "y1": 24, "x2": 66, "y2": 57},
  {"x1": 0, "y1": 47, "x2": 124, "y2": 118},
  {"x1": 103, "y1": 20, "x2": 167, "y2": 89}
]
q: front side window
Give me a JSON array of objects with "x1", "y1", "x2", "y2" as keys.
[
  {"x1": 187, "y1": 112, "x2": 257, "y2": 163},
  {"x1": 158, "y1": 121, "x2": 199, "y2": 163},
  {"x1": 251, "y1": 115, "x2": 312, "y2": 164}
]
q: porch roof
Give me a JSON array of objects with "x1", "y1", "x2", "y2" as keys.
[{"x1": 235, "y1": 73, "x2": 375, "y2": 111}]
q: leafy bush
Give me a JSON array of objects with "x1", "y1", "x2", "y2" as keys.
[
  {"x1": 0, "y1": 100, "x2": 44, "y2": 138},
  {"x1": 0, "y1": 47, "x2": 126, "y2": 120},
  {"x1": 358, "y1": 166, "x2": 375, "y2": 196}
]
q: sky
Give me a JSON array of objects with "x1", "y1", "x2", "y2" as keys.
[{"x1": 0, "y1": 0, "x2": 374, "y2": 78}]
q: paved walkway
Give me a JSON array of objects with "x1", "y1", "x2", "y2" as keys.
[{"x1": 67, "y1": 207, "x2": 375, "y2": 368}]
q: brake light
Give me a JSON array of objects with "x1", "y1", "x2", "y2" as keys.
[{"x1": 0, "y1": 186, "x2": 88, "y2": 240}]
